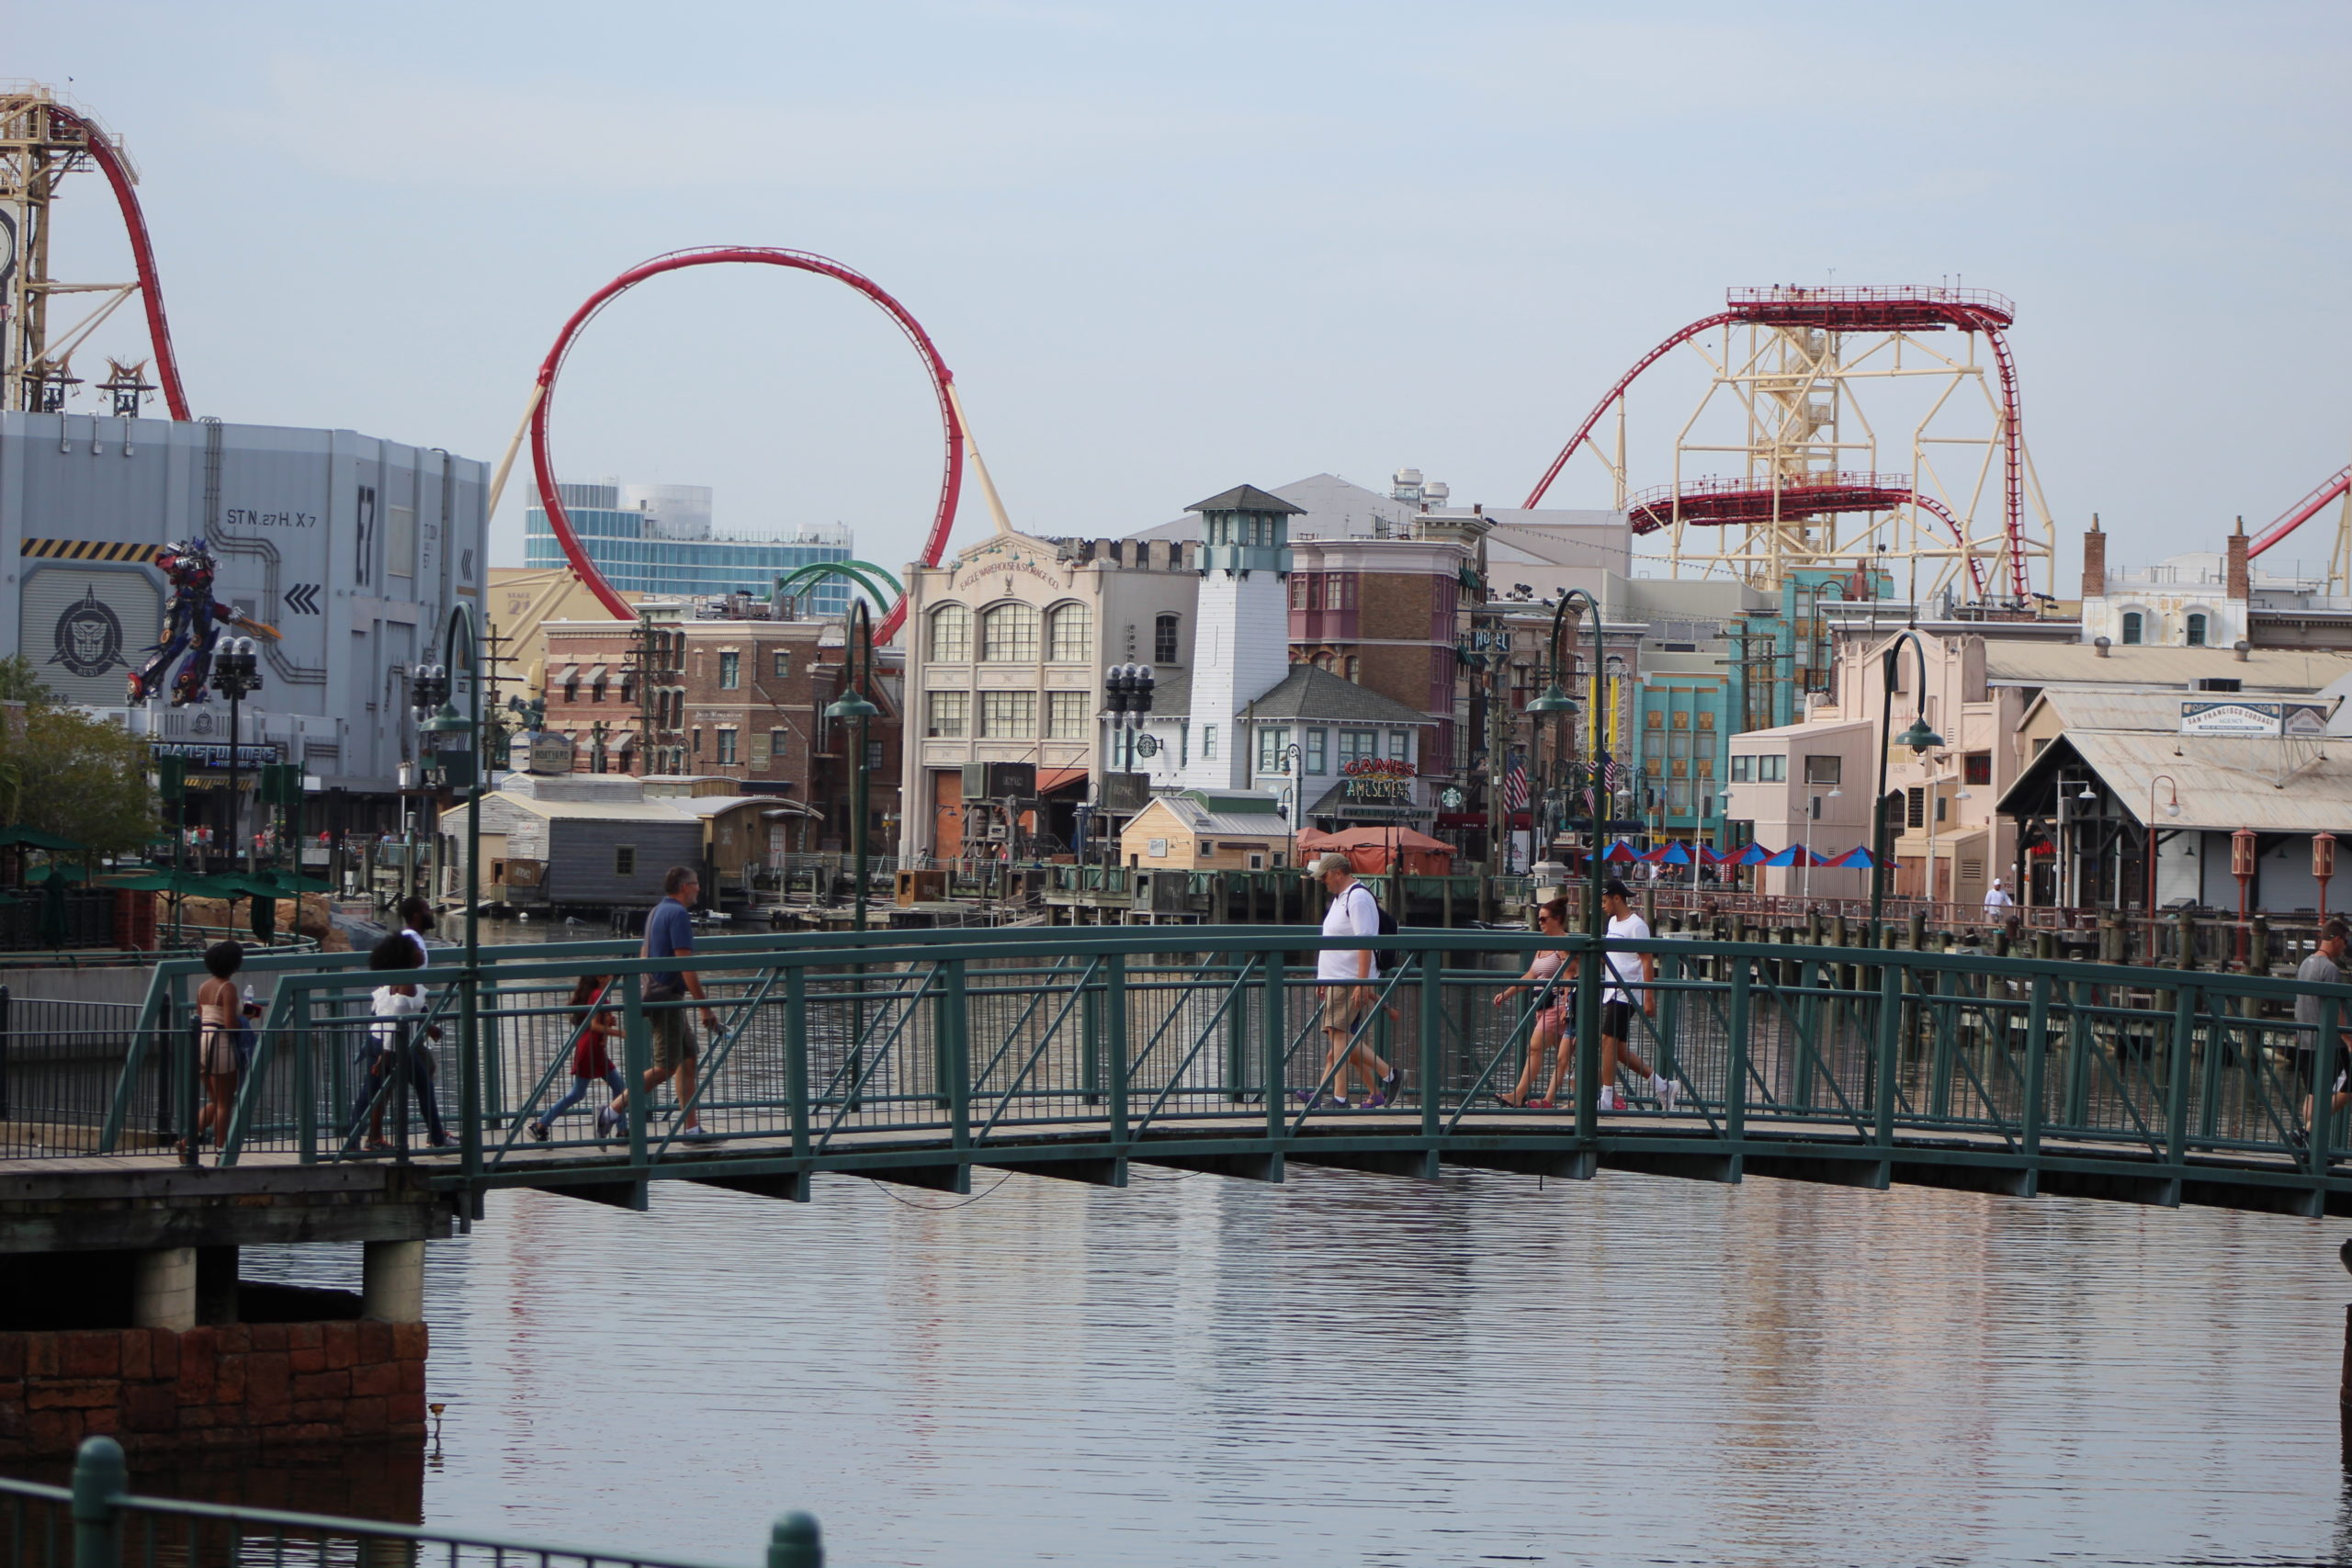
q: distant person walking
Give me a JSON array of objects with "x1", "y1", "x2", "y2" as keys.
[
  {"x1": 2295, "y1": 919, "x2": 2352, "y2": 1146},
  {"x1": 1983, "y1": 878, "x2": 2014, "y2": 916},
  {"x1": 1300, "y1": 852, "x2": 1401, "y2": 1110},
  {"x1": 605, "y1": 867, "x2": 721, "y2": 1142},
  {"x1": 1493, "y1": 898, "x2": 1575, "y2": 1108},
  {"x1": 347, "y1": 932, "x2": 450, "y2": 1151},
  {"x1": 397, "y1": 896, "x2": 435, "y2": 964},
  {"x1": 1598, "y1": 878, "x2": 1675, "y2": 1112},
  {"x1": 528, "y1": 975, "x2": 627, "y2": 1142}
]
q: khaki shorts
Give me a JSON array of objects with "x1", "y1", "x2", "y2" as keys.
[
  {"x1": 650, "y1": 1004, "x2": 697, "y2": 1070},
  {"x1": 1319, "y1": 985, "x2": 1372, "y2": 1031}
]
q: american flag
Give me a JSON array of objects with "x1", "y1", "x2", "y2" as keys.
[{"x1": 1504, "y1": 753, "x2": 1530, "y2": 813}]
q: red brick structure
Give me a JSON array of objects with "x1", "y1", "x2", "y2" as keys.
[{"x1": 0, "y1": 1320, "x2": 427, "y2": 1460}]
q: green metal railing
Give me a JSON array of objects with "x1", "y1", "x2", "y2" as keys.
[
  {"x1": 0, "y1": 1437, "x2": 823, "y2": 1568},
  {"x1": 13, "y1": 922, "x2": 2348, "y2": 1214}
]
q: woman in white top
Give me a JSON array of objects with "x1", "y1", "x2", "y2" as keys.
[{"x1": 1492, "y1": 900, "x2": 1575, "y2": 1108}]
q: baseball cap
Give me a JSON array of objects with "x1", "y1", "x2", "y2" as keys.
[{"x1": 1305, "y1": 852, "x2": 1351, "y2": 876}]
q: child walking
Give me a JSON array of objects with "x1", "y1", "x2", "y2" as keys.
[{"x1": 528, "y1": 976, "x2": 627, "y2": 1141}]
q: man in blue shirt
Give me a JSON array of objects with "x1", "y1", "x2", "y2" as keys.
[{"x1": 601, "y1": 865, "x2": 721, "y2": 1142}]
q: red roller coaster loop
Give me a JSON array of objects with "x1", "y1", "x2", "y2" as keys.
[
  {"x1": 528, "y1": 246, "x2": 964, "y2": 640},
  {"x1": 2246, "y1": 464, "x2": 2352, "y2": 559},
  {"x1": 1523, "y1": 288, "x2": 2027, "y2": 601},
  {"x1": 41, "y1": 105, "x2": 190, "y2": 420}
]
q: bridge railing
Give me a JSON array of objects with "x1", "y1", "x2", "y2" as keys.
[
  {"x1": 40, "y1": 924, "x2": 2352, "y2": 1193},
  {"x1": 0, "y1": 1435, "x2": 818, "y2": 1568}
]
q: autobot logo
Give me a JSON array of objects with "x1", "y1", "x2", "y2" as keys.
[{"x1": 49, "y1": 587, "x2": 125, "y2": 678}]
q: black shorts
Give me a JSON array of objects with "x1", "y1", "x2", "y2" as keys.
[{"x1": 1602, "y1": 998, "x2": 1634, "y2": 1039}]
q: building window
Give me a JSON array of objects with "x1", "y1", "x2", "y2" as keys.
[
  {"x1": 1755, "y1": 754, "x2": 1785, "y2": 783},
  {"x1": 1046, "y1": 602, "x2": 1092, "y2": 662},
  {"x1": 692, "y1": 728, "x2": 703, "y2": 758},
  {"x1": 1304, "y1": 729, "x2": 1327, "y2": 774},
  {"x1": 719, "y1": 652, "x2": 741, "y2": 690},
  {"x1": 1387, "y1": 729, "x2": 1410, "y2": 761},
  {"x1": 1731, "y1": 754, "x2": 1752, "y2": 782},
  {"x1": 1290, "y1": 577, "x2": 1309, "y2": 610},
  {"x1": 562, "y1": 677, "x2": 579, "y2": 705},
  {"x1": 1964, "y1": 751, "x2": 1991, "y2": 786},
  {"x1": 1202, "y1": 724, "x2": 1216, "y2": 759},
  {"x1": 773, "y1": 649, "x2": 792, "y2": 679},
  {"x1": 718, "y1": 728, "x2": 738, "y2": 764},
  {"x1": 980, "y1": 603, "x2": 1040, "y2": 662},
  {"x1": 1339, "y1": 729, "x2": 1378, "y2": 768},
  {"x1": 865, "y1": 739, "x2": 884, "y2": 771},
  {"x1": 771, "y1": 728, "x2": 787, "y2": 761},
  {"x1": 980, "y1": 691, "x2": 1035, "y2": 737},
  {"x1": 591, "y1": 675, "x2": 606, "y2": 704},
  {"x1": 615, "y1": 846, "x2": 636, "y2": 876},
  {"x1": 1343, "y1": 656, "x2": 1359, "y2": 682},
  {"x1": 1154, "y1": 614, "x2": 1180, "y2": 665},
  {"x1": 2186, "y1": 613, "x2": 2208, "y2": 648},
  {"x1": 927, "y1": 692, "x2": 969, "y2": 738},
  {"x1": 1047, "y1": 691, "x2": 1088, "y2": 739},
  {"x1": 1906, "y1": 786, "x2": 1926, "y2": 829},
  {"x1": 929, "y1": 604, "x2": 972, "y2": 662},
  {"x1": 1256, "y1": 726, "x2": 1291, "y2": 775},
  {"x1": 2120, "y1": 611, "x2": 2143, "y2": 646},
  {"x1": 1804, "y1": 755, "x2": 1841, "y2": 786}
]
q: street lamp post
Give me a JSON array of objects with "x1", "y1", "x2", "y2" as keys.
[
  {"x1": 1524, "y1": 588, "x2": 1609, "y2": 1141},
  {"x1": 416, "y1": 608, "x2": 482, "y2": 1193},
  {"x1": 1868, "y1": 631, "x2": 1944, "y2": 946},
  {"x1": 209, "y1": 637, "x2": 262, "y2": 880},
  {"x1": 2143, "y1": 773, "x2": 2181, "y2": 962},
  {"x1": 823, "y1": 600, "x2": 883, "y2": 932}
]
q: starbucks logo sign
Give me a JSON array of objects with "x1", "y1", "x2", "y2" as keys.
[{"x1": 49, "y1": 587, "x2": 125, "y2": 679}]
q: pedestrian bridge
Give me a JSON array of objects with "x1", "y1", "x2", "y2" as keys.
[{"x1": 14, "y1": 923, "x2": 2352, "y2": 1224}]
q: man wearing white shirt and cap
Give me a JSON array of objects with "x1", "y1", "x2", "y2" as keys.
[
  {"x1": 1300, "y1": 852, "x2": 1401, "y2": 1110},
  {"x1": 1984, "y1": 878, "x2": 2015, "y2": 912}
]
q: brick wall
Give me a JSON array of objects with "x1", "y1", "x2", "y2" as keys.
[{"x1": 0, "y1": 1320, "x2": 427, "y2": 1459}]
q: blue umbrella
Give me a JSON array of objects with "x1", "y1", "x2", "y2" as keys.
[{"x1": 1736, "y1": 843, "x2": 1772, "y2": 866}]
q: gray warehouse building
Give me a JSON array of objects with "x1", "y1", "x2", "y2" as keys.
[{"x1": 0, "y1": 410, "x2": 489, "y2": 829}]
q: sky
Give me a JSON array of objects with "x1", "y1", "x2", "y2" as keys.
[{"x1": 14, "y1": 1, "x2": 2351, "y2": 589}]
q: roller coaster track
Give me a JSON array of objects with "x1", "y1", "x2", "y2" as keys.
[
  {"x1": 2246, "y1": 463, "x2": 2352, "y2": 560},
  {"x1": 40, "y1": 104, "x2": 189, "y2": 420}
]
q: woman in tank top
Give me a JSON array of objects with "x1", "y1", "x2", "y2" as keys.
[
  {"x1": 193, "y1": 941, "x2": 255, "y2": 1150},
  {"x1": 1493, "y1": 900, "x2": 1576, "y2": 1109}
]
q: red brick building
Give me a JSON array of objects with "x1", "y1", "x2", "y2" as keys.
[{"x1": 1285, "y1": 536, "x2": 1473, "y2": 777}]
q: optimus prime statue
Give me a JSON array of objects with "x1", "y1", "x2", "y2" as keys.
[{"x1": 126, "y1": 537, "x2": 279, "y2": 705}]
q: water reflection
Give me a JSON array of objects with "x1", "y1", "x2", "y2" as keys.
[{"x1": 223, "y1": 1168, "x2": 2352, "y2": 1566}]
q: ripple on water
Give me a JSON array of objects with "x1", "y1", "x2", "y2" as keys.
[{"x1": 228, "y1": 1166, "x2": 2352, "y2": 1568}]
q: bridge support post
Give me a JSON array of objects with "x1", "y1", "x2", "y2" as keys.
[
  {"x1": 1872, "y1": 962, "x2": 1900, "y2": 1150},
  {"x1": 363, "y1": 1239, "x2": 425, "y2": 1323},
  {"x1": 1419, "y1": 951, "x2": 1441, "y2": 1137},
  {"x1": 1262, "y1": 953, "x2": 1285, "y2": 1137},
  {"x1": 130, "y1": 1247, "x2": 195, "y2": 1332},
  {"x1": 1726, "y1": 954, "x2": 1749, "y2": 1143},
  {"x1": 2018, "y1": 973, "x2": 2051, "y2": 1195}
]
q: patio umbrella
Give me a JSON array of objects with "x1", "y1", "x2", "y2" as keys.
[
  {"x1": 0, "y1": 825, "x2": 86, "y2": 852},
  {"x1": 243, "y1": 867, "x2": 332, "y2": 896},
  {"x1": 1764, "y1": 845, "x2": 1814, "y2": 868},
  {"x1": 1736, "y1": 843, "x2": 1772, "y2": 866},
  {"x1": 1824, "y1": 846, "x2": 1875, "y2": 870},
  {"x1": 1653, "y1": 841, "x2": 1693, "y2": 866},
  {"x1": 1603, "y1": 841, "x2": 1639, "y2": 863}
]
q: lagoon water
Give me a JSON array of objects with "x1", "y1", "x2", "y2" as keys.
[{"x1": 232, "y1": 1162, "x2": 2352, "y2": 1567}]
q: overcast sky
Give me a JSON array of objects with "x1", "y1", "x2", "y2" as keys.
[{"x1": 17, "y1": 2, "x2": 2350, "y2": 588}]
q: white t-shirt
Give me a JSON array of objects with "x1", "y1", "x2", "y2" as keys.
[
  {"x1": 1317, "y1": 882, "x2": 1382, "y2": 982},
  {"x1": 369, "y1": 986, "x2": 426, "y2": 1052},
  {"x1": 1984, "y1": 886, "x2": 2014, "y2": 908},
  {"x1": 1603, "y1": 911, "x2": 1649, "y2": 1000}
]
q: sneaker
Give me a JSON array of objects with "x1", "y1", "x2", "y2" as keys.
[
  {"x1": 527, "y1": 1119, "x2": 550, "y2": 1143},
  {"x1": 681, "y1": 1125, "x2": 720, "y2": 1143},
  {"x1": 1380, "y1": 1067, "x2": 1404, "y2": 1101},
  {"x1": 594, "y1": 1106, "x2": 618, "y2": 1142},
  {"x1": 2288, "y1": 1125, "x2": 2310, "y2": 1149},
  {"x1": 1363, "y1": 1093, "x2": 1389, "y2": 1110},
  {"x1": 1651, "y1": 1074, "x2": 1679, "y2": 1112},
  {"x1": 1294, "y1": 1089, "x2": 1319, "y2": 1106},
  {"x1": 1595, "y1": 1089, "x2": 1616, "y2": 1114}
]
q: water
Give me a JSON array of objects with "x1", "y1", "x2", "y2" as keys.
[{"x1": 231, "y1": 1167, "x2": 2352, "y2": 1567}]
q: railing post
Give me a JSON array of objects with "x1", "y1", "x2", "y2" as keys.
[
  {"x1": 1080, "y1": 955, "x2": 1102, "y2": 1106},
  {"x1": 1573, "y1": 931, "x2": 1601, "y2": 1141},
  {"x1": 1105, "y1": 951, "x2": 1128, "y2": 1145},
  {"x1": 768, "y1": 1511, "x2": 824, "y2": 1568},
  {"x1": 1261, "y1": 951, "x2": 1284, "y2": 1138},
  {"x1": 1792, "y1": 956, "x2": 1818, "y2": 1114},
  {"x1": 2021, "y1": 972, "x2": 2051, "y2": 1163},
  {"x1": 1224, "y1": 950, "x2": 1250, "y2": 1102},
  {"x1": 2165, "y1": 982, "x2": 2197, "y2": 1170},
  {"x1": 296, "y1": 989, "x2": 316, "y2": 1164},
  {"x1": 1872, "y1": 959, "x2": 1901, "y2": 1150},
  {"x1": 786, "y1": 963, "x2": 809, "y2": 1160},
  {"x1": 620, "y1": 972, "x2": 650, "y2": 1172},
  {"x1": 2063, "y1": 979, "x2": 2092, "y2": 1126},
  {"x1": 0, "y1": 982, "x2": 10, "y2": 1123},
  {"x1": 1418, "y1": 948, "x2": 1442, "y2": 1140},
  {"x1": 178, "y1": 1005, "x2": 199, "y2": 1167},
  {"x1": 1726, "y1": 953, "x2": 1750, "y2": 1145},
  {"x1": 71, "y1": 1434, "x2": 125, "y2": 1568},
  {"x1": 2312, "y1": 993, "x2": 2338, "y2": 1177},
  {"x1": 944, "y1": 959, "x2": 970, "y2": 1149},
  {"x1": 1928, "y1": 964, "x2": 1954, "y2": 1122}
]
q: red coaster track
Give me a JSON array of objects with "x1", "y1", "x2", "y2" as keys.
[
  {"x1": 1523, "y1": 286, "x2": 2025, "y2": 601},
  {"x1": 2246, "y1": 464, "x2": 2352, "y2": 560},
  {"x1": 527, "y1": 247, "x2": 964, "y2": 641}
]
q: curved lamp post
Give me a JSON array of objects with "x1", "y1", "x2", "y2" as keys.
[
  {"x1": 1869, "y1": 630, "x2": 1944, "y2": 945},
  {"x1": 2143, "y1": 773, "x2": 2181, "y2": 962},
  {"x1": 1525, "y1": 588, "x2": 1610, "y2": 1140},
  {"x1": 417, "y1": 606, "x2": 482, "y2": 1190},
  {"x1": 823, "y1": 599, "x2": 882, "y2": 931}
]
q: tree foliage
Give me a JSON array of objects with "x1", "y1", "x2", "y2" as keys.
[{"x1": 0, "y1": 654, "x2": 158, "y2": 853}]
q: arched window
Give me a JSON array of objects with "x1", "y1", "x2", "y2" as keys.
[
  {"x1": 2185, "y1": 612, "x2": 2208, "y2": 648},
  {"x1": 928, "y1": 603, "x2": 972, "y2": 662},
  {"x1": 1046, "y1": 601, "x2": 1091, "y2": 662},
  {"x1": 980, "y1": 602, "x2": 1040, "y2": 661},
  {"x1": 2120, "y1": 611, "x2": 2143, "y2": 646},
  {"x1": 1154, "y1": 614, "x2": 1181, "y2": 665}
]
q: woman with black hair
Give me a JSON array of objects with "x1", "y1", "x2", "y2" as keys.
[
  {"x1": 193, "y1": 942, "x2": 258, "y2": 1149},
  {"x1": 346, "y1": 931, "x2": 452, "y2": 1151}
]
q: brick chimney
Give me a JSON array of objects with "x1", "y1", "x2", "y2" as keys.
[
  {"x1": 2080, "y1": 513, "x2": 2107, "y2": 601},
  {"x1": 2226, "y1": 514, "x2": 2249, "y2": 601}
]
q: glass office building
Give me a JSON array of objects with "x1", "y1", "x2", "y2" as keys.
[{"x1": 525, "y1": 483, "x2": 854, "y2": 615}]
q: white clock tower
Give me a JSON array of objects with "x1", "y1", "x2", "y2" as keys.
[{"x1": 1176, "y1": 484, "x2": 1298, "y2": 789}]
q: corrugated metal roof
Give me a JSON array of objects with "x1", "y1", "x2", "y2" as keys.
[
  {"x1": 2028, "y1": 687, "x2": 2197, "y2": 731},
  {"x1": 2022, "y1": 730, "x2": 2352, "y2": 832},
  {"x1": 1139, "y1": 795, "x2": 1292, "y2": 838},
  {"x1": 1187, "y1": 484, "x2": 1306, "y2": 515},
  {"x1": 489, "y1": 795, "x2": 701, "y2": 824},
  {"x1": 1980, "y1": 641, "x2": 2352, "y2": 691}
]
